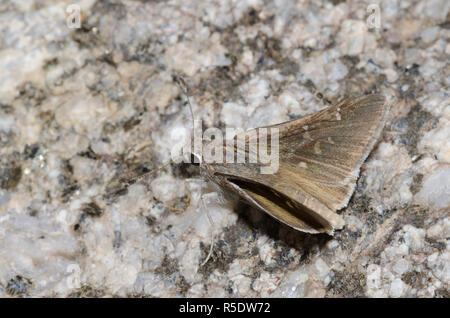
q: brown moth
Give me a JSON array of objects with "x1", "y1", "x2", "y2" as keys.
[{"x1": 196, "y1": 94, "x2": 389, "y2": 235}]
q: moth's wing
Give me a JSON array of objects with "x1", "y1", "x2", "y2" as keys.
[
  {"x1": 261, "y1": 94, "x2": 389, "y2": 210},
  {"x1": 208, "y1": 94, "x2": 388, "y2": 234},
  {"x1": 212, "y1": 172, "x2": 340, "y2": 234}
]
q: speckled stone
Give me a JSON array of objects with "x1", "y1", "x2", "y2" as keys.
[{"x1": 0, "y1": 0, "x2": 448, "y2": 298}]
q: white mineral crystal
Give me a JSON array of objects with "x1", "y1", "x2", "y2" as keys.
[
  {"x1": 416, "y1": 166, "x2": 450, "y2": 210},
  {"x1": 338, "y1": 20, "x2": 367, "y2": 55},
  {"x1": 366, "y1": 264, "x2": 384, "y2": 298},
  {"x1": 1, "y1": 0, "x2": 448, "y2": 298},
  {"x1": 403, "y1": 225, "x2": 426, "y2": 253}
]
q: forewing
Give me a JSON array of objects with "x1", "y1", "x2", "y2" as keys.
[{"x1": 207, "y1": 94, "x2": 388, "y2": 234}]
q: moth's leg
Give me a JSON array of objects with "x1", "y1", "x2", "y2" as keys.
[
  {"x1": 200, "y1": 193, "x2": 215, "y2": 267},
  {"x1": 112, "y1": 152, "x2": 191, "y2": 193},
  {"x1": 121, "y1": 152, "x2": 192, "y2": 190},
  {"x1": 184, "y1": 178, "x2": 216, "y2": 267},
  {"x1": 200, "y1": 191, "x2": 227, "y2": 203}
]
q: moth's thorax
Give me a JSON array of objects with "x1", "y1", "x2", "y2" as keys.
[
  {"x1": 199, "y1": 161, "x2": 216, "y2": 179},
  {"x1": 199, "y1": 161, "x2": 230, "y2": 189}
]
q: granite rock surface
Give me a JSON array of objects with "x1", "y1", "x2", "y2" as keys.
[{"x1": 0, "y1": 0, "x2": 448, "y2": 297}]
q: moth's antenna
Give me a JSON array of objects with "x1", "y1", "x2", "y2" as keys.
[
  {"x1": 173, "y1": 74, "x2": 195, "y2": 136},
  {"x1": 173, "y1": 74, "x2": 216, "y2": 267}
]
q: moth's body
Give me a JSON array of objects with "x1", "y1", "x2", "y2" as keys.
[{"x1": 197, "y1": 95, "x2": 389, "y2": 235}]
